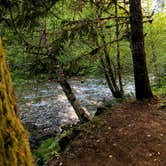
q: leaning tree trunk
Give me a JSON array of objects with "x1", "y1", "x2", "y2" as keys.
[
  {"x1": 94, "y1": 34, "x2": 122, "y2": 98},
  {"x1": 0, "y1": 39, "x2": 34, "y2": 166},
  {"x1": 39, "y1": 24, "x2": 90, "y2": 123},
  {"x1": 100, "y1": 31, "x2": 123, "y2": 98},
  {"x1": 129, "y1": 0, "x2": 153, "y2": 99},
  {"x1": 56, "y1": 67, "x2": 90, "y2": 122},
  {"x1": 95, "y1": 10, "x2": 123, "y2": 98},
  {"x1": 50, "y1": 56, "x2": 90, "y2": 123}
]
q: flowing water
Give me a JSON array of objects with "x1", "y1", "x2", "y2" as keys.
[{"x1": 17, "y1": 78, "x2": 134, "y2": 144}]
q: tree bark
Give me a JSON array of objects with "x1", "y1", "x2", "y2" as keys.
[
  {"x1": 40, "y1": 24, "x2": 90, "y2": 123},
  {"x1": 129, "y1": 0, "x2": 153, "y2": 99},
  {"x1": 0, "y1": 38, "x2": 34, "y2": 165},
  {"x1": 96, "y1": 39, "x2": 118, "y2": 97},
  {"x1": 100, "y1": 31, "x2": 123, "y2": 98},
  {"x1": 95, "y1": 9, "x2": 123, "y2": 98},
  {"x1": 115, "y1": 1, "x2": 124, "y2": 93},
  {"x1": 50, "y1": 57, "x2": 90, "y2": 123},
  {"x1": 55, "y1": 67, "x2": 90, "y2": 122}
]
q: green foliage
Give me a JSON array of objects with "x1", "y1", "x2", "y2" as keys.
[
  {"x1": 34, "y1": 129, "x2": 73, "y2": 165},
  {"x1": 152, "y1": 83, "x2": 166, "y2": 96},
  {"x1": 34, "y1": 138, "x2": 59, "y2": 164},
  {"x1": 145, "y1": 12, "x2": 166, "y2": 82},
  {"x1": 1, "y1": 0, "x2": 165, "y2": 96}
]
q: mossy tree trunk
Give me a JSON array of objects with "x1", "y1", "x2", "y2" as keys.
[{"x1": 0, "y1": 38, "x2": 34, "y2": 166}]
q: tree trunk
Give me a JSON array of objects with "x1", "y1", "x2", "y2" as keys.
[
  {"x1": 50, "y1": 58, "x2": 90, "y2": 123},
  {"x1": 129, "y1": 0, "x2": 153, "y2": 99},
  {"x1": 115, "y1": 1, "x2": 123, "y2": 93},
  {"x1": 94, "y1": 34, "x2": 122, "y2": 98},
  {"x1": 100, "y1": 31, "x2": 123, "y2": 98},
  {"x1": 96, "y1": 40, "x2": 118, "y2": 97},
  {"x1": 40, "y1": 24, "x2": 90, "y2": 123},
  {"x1": 95, "y1": 10, "x2": 123, "y2": 98},
  {"x1": 0, "y1": 39, "x2": 34, "y2": 165},
  {"x1": 56, "y1": 67, "x2": 90, "y2": 122}
]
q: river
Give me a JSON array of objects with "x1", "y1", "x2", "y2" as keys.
[{"x1": 16, "y1": 78, "x2": 134, "y2": 146}]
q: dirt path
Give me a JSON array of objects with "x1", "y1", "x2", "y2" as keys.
[{"x1": 49, "y1": 99, "x2": 166, "y2": 166}]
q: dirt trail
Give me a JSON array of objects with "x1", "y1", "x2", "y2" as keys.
[{"x1": 49, "y1": 99, "x2": 166, "y2": 166}]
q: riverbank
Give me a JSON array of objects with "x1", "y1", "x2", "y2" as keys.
[{"x1": 49, "y1": 98, "x2": 166, "y2": 166}]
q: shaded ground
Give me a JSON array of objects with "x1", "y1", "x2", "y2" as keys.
[{"x1": 49, "y1": 99, "x2": 166, "y2": 166}]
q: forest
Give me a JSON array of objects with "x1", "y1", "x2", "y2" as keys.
[{"x1": 0, "y1": 0, "x2": 166, "y2": 166}]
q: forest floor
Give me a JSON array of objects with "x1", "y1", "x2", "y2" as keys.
[{"x1": 49, "y1": 98, "x2": 166, "y2": 166}]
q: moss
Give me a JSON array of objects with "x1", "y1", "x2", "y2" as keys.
[
  {"x1": 0, "y1": 38, "x2": 34, "y2": 166},
  {"x1": 34, "y1": 138, "x2": 59, "y2": 163},
  {"x1": 34, "y1": 129, "x2": 74, "y2": 165}
]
